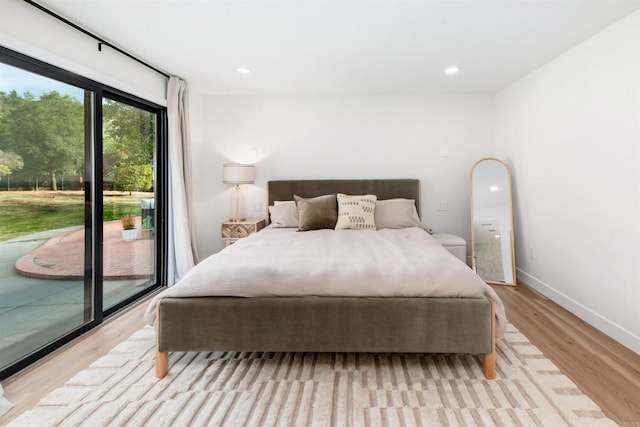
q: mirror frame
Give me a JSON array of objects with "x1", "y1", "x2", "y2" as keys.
[{"x1": 470, "y1": 157, "x2": 516, "y2": 286}]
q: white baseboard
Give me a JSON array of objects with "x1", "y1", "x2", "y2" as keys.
[{"x1": 516, "y1": 268, "x2": 640, "y2": 355}]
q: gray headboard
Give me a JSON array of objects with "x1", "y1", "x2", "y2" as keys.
[{"x1": 267, "y1": 179, "x2": 421, "y2": 222}]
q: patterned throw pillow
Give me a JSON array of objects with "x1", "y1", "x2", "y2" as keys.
[{"x1": 335, "y1": 193, "x2": 377, "y2": 230}]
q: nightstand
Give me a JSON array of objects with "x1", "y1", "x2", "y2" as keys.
[{"x1": 221, "y1": 218, "x2": 266, "y2": 246}]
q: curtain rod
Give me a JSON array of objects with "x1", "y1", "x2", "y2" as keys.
[{"x1": 23, "y1": 0, "x2": 171, "y2": 79}]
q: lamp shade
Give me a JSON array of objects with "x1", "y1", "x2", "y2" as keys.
[{"x1": 222, "y1": 163, "x2": 255, "y2": 184}]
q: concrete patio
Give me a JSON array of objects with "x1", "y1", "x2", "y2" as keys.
[{"x1": 0, "y1": 222, "x2": 155, "y2": 372}]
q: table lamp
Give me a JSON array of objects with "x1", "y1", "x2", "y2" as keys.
[{"x1": 222, "y1": 163, "x2": 255, "y2": 222}]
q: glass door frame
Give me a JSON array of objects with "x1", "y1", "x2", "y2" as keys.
[
  {"x1": 99, "y1": 90, "x2": 167, "y2": 318},
  {"x1": 0, "y1": 46, "x2": 167, "y2": 380}
]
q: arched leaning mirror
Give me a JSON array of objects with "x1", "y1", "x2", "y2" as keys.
[{"x1": 471, "y1": 158, "x2": 516, "y2": 286}]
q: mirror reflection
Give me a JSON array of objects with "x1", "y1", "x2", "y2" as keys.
[{"x1": 471, "y1": 158, "x2": 516, "y2": 286}]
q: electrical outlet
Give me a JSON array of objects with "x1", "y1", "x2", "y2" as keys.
[
  {"x1": 252, "y1": 201, "x2": 262, "y2": 213},
  {"x1": 530, "y1": 246, "x2": 536, "y2": 260},
  {"x1": 438, "y1": 201, "x2": 448, "y2": 211}
]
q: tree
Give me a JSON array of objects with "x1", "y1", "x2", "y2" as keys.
[
  {"x1": 0, "y1": 149, "x2": 23, "y2": 176},
  {"x1": 112, "y1": 163, "x2": 153, "y2": 195},
  {"x1": 0, "y1": 90, "x2": 84, "y2": 190},
  {"x1": 0, "y1": 92, "x2": 155, "y2": 193},
  {"x1": 103, "y1": 99, "x2": 155, "y2": 193}
]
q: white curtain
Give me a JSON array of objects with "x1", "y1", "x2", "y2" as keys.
[{"x1": 167, "y1": 76, "x2": 199, "y2": 286}]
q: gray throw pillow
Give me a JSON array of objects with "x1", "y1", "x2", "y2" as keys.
[{"x1": 294, "y1": 194, "x2": 338, "y2": 231}]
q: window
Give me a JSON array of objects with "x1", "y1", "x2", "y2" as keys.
[{"x1": 0, "y1": 47, "x2": 166, "y2": 379}]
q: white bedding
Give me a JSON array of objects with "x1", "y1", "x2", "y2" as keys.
[{"x1": 145, "y1": 227, "x2": 506, "y2": 336}]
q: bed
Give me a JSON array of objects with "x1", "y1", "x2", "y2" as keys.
[{"x1": 146, "y1": 179, "x2": 505, "y2": 380}]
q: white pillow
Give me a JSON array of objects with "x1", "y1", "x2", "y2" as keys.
[
  {"x1": 375, "y1": 198, "x2": 426, "y2": 230},
  {"x1": 335, "y1": 193, "x2": 377, "y2": 230},
  {"x1": 268, "y1": 201, "x2": 298, "y2": 228}
]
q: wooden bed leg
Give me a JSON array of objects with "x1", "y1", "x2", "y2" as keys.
[
  {"x1": 156, "y1": 350, "x2": 168, "y2": 378},
  {"x1": 483, "y1": 301, "x2": 496, "y2": 380},
  {"x1": 483, "y1": 352, "x2": 496, "y2": 380},
  {"x1": 155, "y1": 304, "x2": 168, "y2": 379}
]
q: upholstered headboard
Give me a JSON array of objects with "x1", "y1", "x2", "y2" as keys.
[{"x1": 266, "y1": 179, "x2": 421, "y2": 223}]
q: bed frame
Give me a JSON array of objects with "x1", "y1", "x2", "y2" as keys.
[{"x1": 155, "y1": 179, "x2": 496, "y2": 380}]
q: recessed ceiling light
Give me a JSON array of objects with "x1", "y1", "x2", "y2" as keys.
[
  {"x1": 490, "y1": 185, "x2": 499, "y2": 192},
  {"x1": 236, "y1": 68, "x2": 251, "y2": 74},
  {"x1": 444, "y1": 66, "x2": 459, "y2": 75}
]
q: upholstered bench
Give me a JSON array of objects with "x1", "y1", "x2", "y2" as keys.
[{"x1": 433, "y1": 233, "x2": 467, "y2": 264}]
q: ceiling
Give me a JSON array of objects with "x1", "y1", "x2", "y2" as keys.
[{"x1": 39, "y1": 0, "x2": 640, "y2": 95}]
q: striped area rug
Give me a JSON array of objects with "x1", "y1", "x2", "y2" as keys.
[{"x1": 8, "y1": 323, "x2": 615, "y2": 426}]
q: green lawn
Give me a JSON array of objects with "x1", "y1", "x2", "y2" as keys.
[{"x1": 0, "y1": 191, "x2": 152, "y2": 242}]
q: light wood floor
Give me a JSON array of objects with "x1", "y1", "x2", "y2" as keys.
[
  {"x1": 0, "y1": 297, "x2": 151, "y2": 425},
  {"x1": 1, "y1": 284, "x2": 639, "y2": 426},
  {"x1": 493, "y1": 284, "x2": 640, "y2": 427}
]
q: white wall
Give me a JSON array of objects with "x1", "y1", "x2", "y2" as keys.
[
  {"x1": 0, "y1": 0, "x2": 167, "y2": 105},
  {"x1": 496, "y1": 11, "x2": 640, "y2": 353},
  {"x1": 192, "y1": 94, "x2": 496, "y2": 257}
]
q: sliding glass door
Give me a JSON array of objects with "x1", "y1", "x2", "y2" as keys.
[
  {"x1": 0, "y1": 63, "x2": 93, "y2": 373},
  {"x1": 102, "y1": 97, "x2": 157, "y2": 310},
  {"x1": 0, "y1": 47, "x2": 165, "y2": 379}
]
